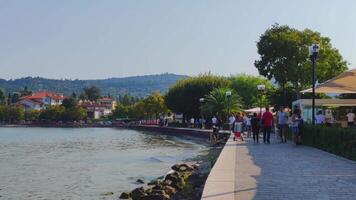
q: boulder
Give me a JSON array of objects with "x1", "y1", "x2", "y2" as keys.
[
  {"x1": 163, "y1": 185, "x2": 177, "y2": 195},
  {"x1": 152, "y1": 185, "x2": 163, "y2": 191},
  {"x1": 136, "y1": 179, "x2": 145, "y2": 184},
  {"x1": 140, "y1": 194, "x2": 170, "y2": 200},
  {"x1": 171, "y1": 163, "x2": 194, "y2": 172},
  {"x1": 119, "y1": 192, "x2": 131, "y2": 199},
  {"x1": 148, "y1": 179, "x2": 161, "y2": 186},
  {"x1": 171, "y1": 164, "x2": 180, "y2": 171},
  {"x1": 100, "y1": 191, "x2": 114, "y2": 196},
  {"x1": 131, "y1": 187, "x2": 145, "y2": 200}
]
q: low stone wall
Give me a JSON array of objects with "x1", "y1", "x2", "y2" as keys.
[
  {"x1": 201, "y1": 133, "x2": 237, "y2": 200},
  {"x1": 128, "y1": 125, "x2": 216, "y2": 139}
]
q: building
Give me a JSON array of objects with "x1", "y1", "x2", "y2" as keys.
[
  {"x1": 97, "y1": 97, "x2": 117, "y2": 110},
  {"x1": 79, "y1": 100, "x2": 115, "y2": 119},
  {"x1": 19, "y1": 91, "x2": 65, "y2": 110}
]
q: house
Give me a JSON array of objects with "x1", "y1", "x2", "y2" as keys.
[
  {"x1": 79, "y1": 101, "x2": 113, "y2": 119},
  {"x1": 97, "y1": 97, "x2": 117, "y2": 110},
  {"x1": 19, "y1": 91, "x2": 65, "y2": 110}
]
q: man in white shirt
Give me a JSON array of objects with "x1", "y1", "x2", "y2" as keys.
[
  {"x1": 212, "y1": 116, "x2": 218, "y2": 127},
  {"x1": 347, "y1": 111, "x2": 355, "y2": 127}
]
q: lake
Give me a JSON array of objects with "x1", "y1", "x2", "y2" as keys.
[{"x1": 0, "y1": 127, "x2": 208, "y2": 200}]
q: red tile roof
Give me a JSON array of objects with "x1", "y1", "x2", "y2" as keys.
[{"x1": 21, "y1": 91, "x2": 65, "y2": 101}]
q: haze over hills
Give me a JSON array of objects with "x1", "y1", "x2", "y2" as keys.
[{"x1": 0, "y1": 73, "x2": 188, "y2": 98}]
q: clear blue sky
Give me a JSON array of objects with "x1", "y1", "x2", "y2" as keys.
[{"x1": 0, "y1": 0, "x2": 355, "y2": 79}]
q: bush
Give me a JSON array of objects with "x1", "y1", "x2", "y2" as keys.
[{"x1": 300, "y1": 125, "x2": 356, "y2": 161}]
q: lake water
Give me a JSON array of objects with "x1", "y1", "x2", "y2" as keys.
[{"x1": 0, "y1": 128, "x2": 208, "y2": 200}]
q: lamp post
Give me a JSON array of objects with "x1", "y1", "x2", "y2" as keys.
[
  {"x1": 309, "y1": 44, "x2": 319, "y2": 125},
  {"x1": 257, "y1": 84, "x2": 266, "y2": 119},
  {"x1": 199, "y1": 98, "x2": 205, "y2": 129},
  {"x1": 225, "y1": 91, "x2": 232, "y2": 119}
]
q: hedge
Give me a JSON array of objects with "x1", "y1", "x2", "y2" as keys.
[{"x1": 296, "y1": 125, "x2": 356, "y2": 161}]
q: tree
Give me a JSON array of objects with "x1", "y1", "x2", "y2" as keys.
[
  {"x1": 0, "y1": 105, "x2": 24, "y2": 123},
  {"x1": 20, "y1": 86, "x2": 32, "y2": 97},
  {"x1": 11, "y1": 93, "x2": 20, "y2": 103},
  {"x1": 201, "y1": 87, "x2": 243, "y2": 122},
  {"x1": 229, "y1": 75, "x2": 273, "y2": 108},
  {"x1": 141, "y1": 92, "x2": 168, "y2": 119},
  {"x1": 165, "y1": 74, "x2": 229, "y2": 120},
  {"x1": 71, "y1": 92, "x2": 77, "y2": 99},
  {"x1": 39, "y1": 106, "x2": 65, "y2": 121},
  {"x1": 61, "y1": 107, "x2": 87, "y2": 121},
  {"x1": 0, "y1": 89, "x2": 5, "y2": 105},
  {"x1": 112, "y1": 103, "x2": 130, "y2": 119},
  {"x1": 255, "y1": 24, "x2": 347, "y2": 104},
  {"x1": 62, "y1": 97, "x2": 77, "y2": 109},
  {"x1": 28, "y1": 110, "x2": 41, "y2": 121},
  {"x1": 83, "y1": 86, "x2": 101, "y2": 101},
  {"x1": 112, "y1": 92, "x2": 168, "y2": 120}
]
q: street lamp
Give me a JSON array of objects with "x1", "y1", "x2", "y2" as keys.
[
  {"x1": 225, "y1": 91, "x2": 232, "y2": 117},
  {"x1": 257, "y1": 84, "x2": 265, "y2": 118},
  {"x1": 309, "y1": 44, "x2": 320, "y2": 125},
  {"x1": 199, "y1": 98, "x2": 205, "y2": 129}
]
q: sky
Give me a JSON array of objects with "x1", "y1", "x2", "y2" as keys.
[{"x1": 0, "y1": 0, "x2": 356, "y2": 80}]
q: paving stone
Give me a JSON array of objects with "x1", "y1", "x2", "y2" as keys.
[{"x1": 235, "y1": 134, "x2": 356, "y2": 200}]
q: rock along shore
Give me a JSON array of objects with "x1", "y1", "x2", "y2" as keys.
[{"x1": 118, "y1": 135, "x2": 227, "y2": 200}]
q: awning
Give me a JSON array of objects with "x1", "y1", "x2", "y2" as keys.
[
  {"x1": 245, "y1": 107, "x2": 274, "y2": 113},
  {"x1": 301, "y1": 69, "x2": 356, "y2": 94}
]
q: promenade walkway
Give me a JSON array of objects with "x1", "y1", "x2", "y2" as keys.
[{"x1": 202, "y1": 133, "x2": 356, "y2": 200}]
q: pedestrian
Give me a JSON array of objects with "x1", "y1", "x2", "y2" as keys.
[
  {"x1": 235, "y1": 112, "x2": 244, "y2": 123},
  {"x1": 291, "y1": 108, "x2": 301, "y2": 145},
  {"x1": 190, "y1": 117, "x2": 195, "y2": 128},
  {"x1": 232, "y1": 119, "x2": 244, "y2": 141},
  {"x1": 346, "y1": 110, "x2": 355, "y2": 127},
  {"x1": 251, "y1": 113, "x2": 260, "y2": 144},
  {"x1": 315, "y1": 110, "x2": 325, "y2": 124},
  {"x1": 228, "y1": 115, "x2": 236, "y2": 130},
  {"x1": 211, "y1": 126, "x2": 218, "y2": 145},
  {"x1": 212, "y1": 116, "x2": 218, "y2": 127},
  {"x1": 297, "y1": 112, "x2": 304, "y2": 145},
  {"x1": 244, "y1": 114, "x2": 252, "y2": 138},
  {"x1": 261, "y1": 107, "x2": 273, "y2": 144},
  {"x1": 277, "y1": 106, "x2": 288, "y2": 143}
]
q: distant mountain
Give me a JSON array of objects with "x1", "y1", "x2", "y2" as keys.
[{"x1": 0, "y1": 73, "x2": 188, "y2": 98}]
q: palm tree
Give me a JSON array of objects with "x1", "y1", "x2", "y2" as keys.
[{"x1": 201, "y1": 87, "x2": 243, "y2": 123}]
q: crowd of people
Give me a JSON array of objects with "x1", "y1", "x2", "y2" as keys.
[
  {"x1": 315, "y1": 109, "x2": 355, "y2": 127},
  {"x1": 205, "y1": 106, "x2": 305, "y2": 146}
]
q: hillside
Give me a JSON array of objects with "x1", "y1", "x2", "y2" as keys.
[{"x1": 0, "y1": 73, "x2": 187, "y2": 97}]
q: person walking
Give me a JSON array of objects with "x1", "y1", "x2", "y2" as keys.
[
  {"x1": 262, "y1": 107, "x2": 273, "y2": 144},
  {"x1": 244, "y1": 114, "x2": 252, "y2": 138},
  {"x1": 251, "y1": 113, "x2": 260, "y2": 144},
  {"x1": 212, "y1": 116, "x2": 218, "y2": 127},
  {"x1": 228, "y1": 115, "x2": 235, "y2": 130},
  {"x1": 277, "y1": 106, "x2": 288, "y2": 143},
  {"x1": 210, "y1": 126, "x2": 218, "y2": 145},
  {"x1": 315, "y1": 110, "x2": 325, "y2": 125},
  {"x1": 291, "y1": 108, "x2": 301, "y2": 145},
  {"x1": 346, "y1": 110, "x2": 355, "y2": 127}
]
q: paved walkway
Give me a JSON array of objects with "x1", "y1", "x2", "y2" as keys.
[{"x1": 202, "y1": 133, "x2": 356, "y2": 200}]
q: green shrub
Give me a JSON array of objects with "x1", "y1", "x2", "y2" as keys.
[{"x1": 301, "y1": 125, "x2": 356, "y2": 161}]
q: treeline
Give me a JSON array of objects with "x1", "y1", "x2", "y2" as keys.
[
  {"x1": 0, "y1": 73, "x2": 186, "y2": 97},
  {"x1": 0, "y1": 98, "x2": 87, "y2": 123},
  {"x1": 111, "y1": 92, "x2": 168, "y2": 120}
]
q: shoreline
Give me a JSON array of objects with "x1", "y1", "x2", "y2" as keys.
[{"x1": 118, "y1": 139, "x2": 227, "y2": 200}]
